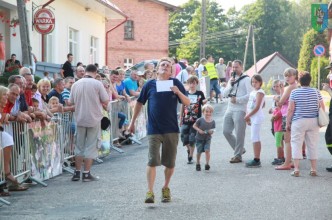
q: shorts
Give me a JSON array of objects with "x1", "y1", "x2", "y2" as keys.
[
  {"x1": 219, "y1": 78, "x2": 226, "y2": 83},
  {"x1": 180, "y1": 124, "x2": 196, "y2": 146},
  {"x1": 275, "y1": 131, "x2": 283, "y2": 147},
  {"x1": 250, "y1": 123, "x2": 262, "y2": 143},
  {"x1": 75, "y1": 124, "x2": 100, "y2": 159},
  {"x1": 282, "y1": 116, "x2": 287, "y2": 132},
  {"x1": 0, "y1": 131, "x2": 14, "y2": 148},
  {"x1": 147, "y1": 133, "x2": 179, "y2": 168},
  {"x1": 196, "y1": 139, "x2": 211, "y2": 153}
]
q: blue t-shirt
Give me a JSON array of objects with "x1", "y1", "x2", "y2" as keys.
[
  {"x1": 137, "y1": 78, "x2": 187, "y2": 135},
  {"x1": 124, "y1": 78, "x2": 138, "y2": 95},
  {"x1": 116, "y1": 81, "x2": 126, "y2": 95}
]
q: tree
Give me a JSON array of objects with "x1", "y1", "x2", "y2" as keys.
[
  {"x1": 298, "y1": 29, "x2": 328, "y2": 72},
  {"x1": 169, "y1": 0, "x2": 200, "y2": 57},
  {"x1": 310, "y1": 56, "x2": 330, "y2": 88},
  {"x1": 175, "y1": 0, "x2": 227, "y2": 64}
]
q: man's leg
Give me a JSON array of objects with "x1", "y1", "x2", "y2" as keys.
[
  {"x1": 163, "y1": 167, "x2": 174, "y2": 189},
  {"x1": 233, "y1": 111, "x2": 246, "y2": 158},
  {"x1": 83, "y1": 125, "x2": 100, "y2": 172},
  {"x1": 223, "y1": 111, "x2": 236, "y2": 150},
  {"x1": 147, "y1": 166, "x2": 156, "y2": 192}
]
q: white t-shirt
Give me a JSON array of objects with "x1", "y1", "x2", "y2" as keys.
[
  {"x1": 247, "y1": 88, "x2": 265, "y2": 124},
  {"x1": 197, "y1": 64, "x2": 205, "y2": 78},
  {"x1": 176, "y1": 69, "x2": 189, "y2": 84},
  {"x1": 69, "y1": 77, "x2": 109, "y2": 127},
  {"x1": 215, "y1": 63, "x2": 226, "y2": 78}
]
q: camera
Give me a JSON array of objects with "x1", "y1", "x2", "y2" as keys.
[{"x1": 228, "y1": 93, "x2": 236, "y2": 98}]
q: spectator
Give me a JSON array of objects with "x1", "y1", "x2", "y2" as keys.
[
  {"x1": 0, "y1": 34, "x2": 5, "y2": 74},
  {"x1": 197, "y1": 58, "x2": 207, "y2": 78},
  {"x1": 124, "y1": 70, "x2": 140, "y2": 97},
  {"x1": 75, "y1": 66, "x2": 85, "y2": 81},
  {"x1": 43, "y1": 71, "x2": 54, "y2": 83},
  {"x1": 144, "y1": 70, "x2": 153, "y2": 80},
  {"x1": 176, "y1": 66, "x2": 192, "y2": 84},
  {"x1": 205, "y1": 55, "x2": 222, "y2": 103},
  {"x1": 48, "y1": 78, "x2": 65, "y2": 105},
  {"x1": 116, "y1": 69, "x2": 131, "y2": 102},
  {"x1": 20, "y1": 68, "x2": 34, "y2": 107},
  {"x1": 5, "y1": 53, "x2": 21, "y2": 74},
  {"x1": 215, "y1": 58, "x2": 227, "y2": 84},
  {"x1": 287, "y1": 71, "x2": 324, "y2": 177},
  {"x1": 76, "y1": 62, "x2": 83, "y2": 67},
  {"x1": 60, "y1": 53, "x2": 74, "y2": 78},
  {"x1": 69, "y1": 64, "x2": 109, "y2": 182},
  {"x1": 0, "y1": 86, "x2": 28, "y2": 193},
  {"x1": 128, "y1": 57, "x2": 190, "y2": 203},
  {"x1": 225, "y1": 61, "x2": 232, "y2": 82},
  {"x1": 322, "y1": 79, "x2": 332, "y2": 172},
  {"x1": 33, "y1": 79, "x2": 51, "y2": 109},
  {"x1": 61, "y1": 77, "x2": 75, "y2": 106},
  {"x1": 144, "y1": 62, "x2": 155, "y2": 71}
]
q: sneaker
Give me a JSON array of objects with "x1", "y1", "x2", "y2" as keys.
[
  {"x1": 229, "y1": 157, "x2": 242, "y2": 163},
  {"x1": 82, "y1": 172, "x2": 99, "y2": 182},
  {"x1": 245, "y1": 159, "x2": 261, "y2": 168},
  {"x1": 161, "y1": 187, "x2": 171, "y2": 202},
  {"x1": 187, "y1": 156, "x2": 193, "y2": 164},
  {"x1": 326, "y1": 166, "x2": 332, "y2": 172},
  {"x1": 205, "y1": 164, "x2": 210, "y2": 170},
  {"x1": 271, "y1": 158, "x2": 285, "y2": 165},
  {"x1": 196, "y1": 164, "x2": 201, "y2": 171},
  {"x1": 145, "y1": 191, "x2": 155, "y2": 203},
  {"x1": 71, "y1": 170, "x2": 81, "y2": 181}
]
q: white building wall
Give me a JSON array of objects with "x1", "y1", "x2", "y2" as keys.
[
  {"x1": 261, "y1": 56, "x2": 292, "y2": 83},
  {"x1": 1, "y1": 0, "x2": 106, "y2": 66}
]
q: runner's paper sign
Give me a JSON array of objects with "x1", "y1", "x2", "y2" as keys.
[{"x1": 156, "y1": 80, "x2": 173, "y2": 92}]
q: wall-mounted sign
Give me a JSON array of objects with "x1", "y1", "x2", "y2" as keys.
[{"x1": 34, "y1": 8, "x2": 55, "y2": 34}]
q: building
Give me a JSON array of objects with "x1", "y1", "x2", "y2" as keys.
[
  {"x1": 0, "y1": 0, "x2": 126, "y2": 74},
  {"x1": 106, "y1": 0, "x2": 177, "y2": 69},
  {"x1": 245, "y1": 52, "x2": 295, "y2": 83}
]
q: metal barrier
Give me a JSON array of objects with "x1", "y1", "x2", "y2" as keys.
[
  {"x1": 56, "y1": 112, "x2": 75, "y2": 174},
  {"x1": 0, "y1": 135, "x2": 10, "y2": 206}
]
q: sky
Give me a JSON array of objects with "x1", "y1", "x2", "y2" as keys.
[{"x1": 165, "y1": 0, "x2": 257, "y2": 11}]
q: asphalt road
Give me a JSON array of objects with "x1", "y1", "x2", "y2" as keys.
[{"x1": 1, "y1": 96, "x2": 332, "y2": 220}]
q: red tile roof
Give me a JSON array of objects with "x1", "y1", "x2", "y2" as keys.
[{"x1": 245, "y1": 52, "x2": 295, "y2": 77}]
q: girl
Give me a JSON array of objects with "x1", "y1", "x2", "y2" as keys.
[
  {"x1": 244, "y1": 74, "x2": 265, "y2": 168},
  {"x1": 193, "y1": 104, "x2": 215, "y2": 171},
  {"x1": 275, "y1": 68, "x2": 298, "y2": 170}
]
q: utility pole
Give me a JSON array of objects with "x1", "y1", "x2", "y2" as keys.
[
  {"x1": 252, "y1": 25, "x2": 257, "y2": 73},
  {"x1": 200, "y1": 0, "x2": 206, "y2": 59},
  {"x1": 16, "y1": 0, "x2": 31, "y2": 67},
  {"x1": 243, "y1": 25, "x2": 252, "y2": 71}
]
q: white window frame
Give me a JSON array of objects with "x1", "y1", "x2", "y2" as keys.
[
  {"x1": 124, "y1": 58, "x2": 133, "y2": 69},
  {"x1": 68, "y1": 27, "x2": 79, "y2": 64},
  {"x1": 89, "y1": 36, "x2": 98, "y2": 64}
]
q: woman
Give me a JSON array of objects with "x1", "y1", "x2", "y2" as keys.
[
  {"x1": 0, "y1": 86, "x2": 28, "y2": 196},
  {"x1": 225, "y1": 61, "x2": 232, "y2": 82},
  {"x1": 275, "y1": 68, "x2": 298, "y2": 170},
  {"x1": 286, "y1": 71, "x2": 324, "y2": 177},
  {"x1": 33, "y1": 79, "x2": 53, "y2": 116}
]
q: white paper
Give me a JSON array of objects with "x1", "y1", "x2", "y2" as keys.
[{"x1": 156, "y1": 80, "x2": 173, "y2": 92}]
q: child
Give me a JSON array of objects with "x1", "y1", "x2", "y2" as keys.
[
  {"x1": 244, "y1": 74, "x2": 265, "y2": 168},
  {"x1": 180, "y1": 75, "x2": 206, "y2": 164},
  {"x1": 48, "y1": 96, "x2": 60, "y2": 112},
  {"x1": 193, "y1": 104, "x2": 215, "y2": 171},
  {"x1": 31, "y1": 83, "x2": 37, "y2": 97},
  {"x1": 271, "y1": 97, "x2": 284, "y2": 165}
]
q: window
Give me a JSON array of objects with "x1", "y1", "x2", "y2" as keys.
[
  {"x1": 124, "y1": 20, "x2": 134, "y2": 40},
  {"x1": 124, "y1": 58, "x2": 133, "y2": 69},
  {"x1": 90, "y1": 36, "x2": 98, "y2": 64},
  {"x1": 68, "y1": 28, "x2": 78, "y2": 63},
  {"x1": 44, "y1": 32, "x2": 54, "y2": 62}
]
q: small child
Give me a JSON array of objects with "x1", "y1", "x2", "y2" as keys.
[
  {"x1": 219, "y1": 82, "x2": 227, "y2": 102},
  {"x1": 180, "y1": 75, "x2": 206, "y2": 164},
  {"x1": 244, "y1": 74, "x2": 265, "y2": 168},
  {"x1": 48, "y1": 96, "x2": 60, "y2": 111},
  {"x1": 31, "y1": 83, "x2": 37, "y2": 97},
  {"x1": 271, "y1": 97, "x2": 284, "y2": 165},
  {"x1": 193, "y1": 104, "x2": 215, "y2": 171}
]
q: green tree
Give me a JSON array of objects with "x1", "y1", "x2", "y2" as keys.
[
  {"x1": 310, "y1": 56, "x2": 330, "y2": 88},
  {"x1": 298, "y1": 29, "x2": 328, "y2": 72},
  {"x1": 169, "y1": 0, "x2": 200, "y2": 57}
]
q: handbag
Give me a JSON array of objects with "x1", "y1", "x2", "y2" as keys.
[{"x1": 316, "y1": 90, "x2": 329, "y2": 127}]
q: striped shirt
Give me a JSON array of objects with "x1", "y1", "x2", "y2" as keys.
[{"x1": 289, "y1": 87, "x2": 322, "y2": 121}]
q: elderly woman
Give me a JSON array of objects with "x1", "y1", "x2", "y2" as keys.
[
  {"x1": 0, "y1": 86, "x2": 27, "y2": 196},
  {"x1": 286, "y1": 71, "x2": 324, "y2": 177}
]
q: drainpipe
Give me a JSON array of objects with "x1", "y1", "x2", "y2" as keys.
[
  {"x1": 40, "y1": 0, "x2": 55, "y2": 62},
  {"x1": 105, "y1": 16, "x2": 128, "y2": 67}
]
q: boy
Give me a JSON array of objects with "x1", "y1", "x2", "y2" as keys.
[
  {"x1": 180, "y1": 75, "x2": 206, "y2": 164},
  {"x1": 193, "y1": 104, "x2": 215, "y2": 171}
]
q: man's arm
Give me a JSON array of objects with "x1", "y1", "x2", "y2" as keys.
[
  {"x1": 129, "y1": 89, "x2": 140, "y2": 97},
  {"x1": 236, "y1": 77, "x2": 252, "y2": 104}
]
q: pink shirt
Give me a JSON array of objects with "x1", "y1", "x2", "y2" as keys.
[
  {"x1": 280, "y1": 98, "x2": 289, "y2": 116},
  {"x1": 273, "y1": 108, "x2": 282, "y2": 132}
]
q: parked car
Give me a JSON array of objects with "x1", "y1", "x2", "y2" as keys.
[{"x1": 125, "y1": 59, "x2": 158, "y2": 77}]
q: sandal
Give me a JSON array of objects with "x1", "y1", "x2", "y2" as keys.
[
  {"x1": 309, "y1": 170, "x2": 317, "y2": 176},
  {"x1": 5, "y1": 173, "x2": 29, "y2": 191},
  {"x1": 8, "y1": 184, "x2": 28, "y2": 191},
  {"x1": 0, "y1": 187, "x2": 10, "y2": 197},
  {"x1": 291, "y1": 171, "x2": 300, "y2": 177}
]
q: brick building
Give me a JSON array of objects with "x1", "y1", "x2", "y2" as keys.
[{"x1": 106, "y1": 0, "x2": 177, "y2": 69}]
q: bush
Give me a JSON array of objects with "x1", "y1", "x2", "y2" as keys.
[{"x1": 261, "y1": 78, "x2": 273, "y2": 95}]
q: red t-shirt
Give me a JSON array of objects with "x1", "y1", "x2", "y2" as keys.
[
  {"x1": 24, "y1": 90, "x2": 33, "y2": 106},
  {"x1": 3, "y1": 101, "x2": 14, "y2": 114}
]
